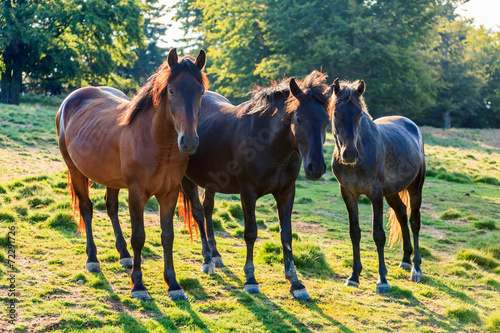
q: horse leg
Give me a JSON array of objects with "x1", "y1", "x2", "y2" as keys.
[
  {"x1": 157, "y1": 188, "x2": 187, "y2": 300},
  {"x1": 128, "y1": 186, "x2": 151, "y2": 301},
  {"x1": 105, "y1": 187, "x2": 132, "y2": 269},
  {"x1": 273, "y1": 185, "x2": 310, "y2": 300},
  {"x1": 69, "y1": 168, "x2": 99, "y2": 273},
  {"x1": 369, "y1": 189, "x2": 390, "y2": 293},
  {"x1": 408, "y1": 169, "x2": 425, "y2": 282},
  {"x1": 180, "y1": 177, "x2": 214, "y2": 274},
  {"x1": 385, "y1": 193, "x2": 412, "y2": 271},
  {"x1": 340, "y1": 186, "x2": 362, "y2": 287},
  {"x1": 241, "y1": 190, "x2": 260, "y2": 294},
  {"x1": 203, "y1": 190, "x2": 223, "y2": 267}
]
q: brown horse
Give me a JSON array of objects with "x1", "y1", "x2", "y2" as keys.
[
  {"x1": 56, "y1": 48, "x2": 208, "y2": 301},
  {"x1": 330, "y1": 79, "x2": 425, "y2": 293}
]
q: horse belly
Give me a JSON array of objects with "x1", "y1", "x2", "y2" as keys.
[{"x1": 65, "y1": 122, "x2": 126, "y2": 188}]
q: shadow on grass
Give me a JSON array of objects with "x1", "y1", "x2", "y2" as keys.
[
  {"x1": 88, "y1": 271, "x2": 182, "y2": 332},
  {"x1": 216, "y1": 266, "x2": 352, "y2": 333},
  {"x1": 306, "y1": 302, "x2": 353, "y2": 333}
]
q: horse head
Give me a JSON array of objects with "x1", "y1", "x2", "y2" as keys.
[
  {"x1": 332, "y1": 78, "x2": 366, "y2": 165},
  {"x1": 288, "y1": 76, "x2": 333, "y2": 180},
  {"x1": 164, "y1": 48, "x2": 207, "y2": 154}
]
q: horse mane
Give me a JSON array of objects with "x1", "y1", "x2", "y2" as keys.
[
  {"x1": 334, "y1": 80, "x2": 372, "y2": 119},
  {"x1": 249, "y1": 79, "x2": 291, "y2": 116},
  {"x1": 249, "y1": 70, "x2": 333, "y2": 116},
  {"x1": 121, "y1": 55, "x2": 209, "y2": 125}
]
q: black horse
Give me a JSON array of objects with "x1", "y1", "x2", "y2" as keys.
[
  {"x1": 330, "y1": 79, "x2": 425, "y2": 293},
  {"x1": 179, "y1": 71, "x2": 333, "y2": 300}
]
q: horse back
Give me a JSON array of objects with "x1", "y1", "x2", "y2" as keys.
[
  {"x1": 57, "y1": 86, "x2": 130, "y2": 188},
  {"x1": 57, "y1": 86, "x2": 128, "y2": 132},
  {"x1": 375, "y1": 116, "x2": 425, "y2": 194}
]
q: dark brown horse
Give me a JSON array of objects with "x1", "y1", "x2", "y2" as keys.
[
  {"x1": 178, "y1": 71, "x2": 334, "y2": 300},
  {"x1": 330, "y1": 79, "x2": 425, "y2": 292},
  {"x1": 56, "y1": 48, "x2": 208, "y2": 301}
]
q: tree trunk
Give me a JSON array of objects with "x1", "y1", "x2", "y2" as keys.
[
  {"x1": 0, "y1": 66, "x2": 22, "y2": 105},
  {"x1": 10, "y1": 68, "x2": 22, "y2": 105},
  {"x1": 443, "y1": 111, "x2": 451, "y2": 129},
  {"x1": 0, "y1": 66, "x2": 12, "y2": 104}
]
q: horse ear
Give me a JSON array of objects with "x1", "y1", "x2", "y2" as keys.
[
  {"x1": 195, "y1": 49, "x2": 206, "y2": 70},
  {"x1": 289, "y1": 78, "x2": 304, "y2": 99},
  {"x1": 168, "y1": 48, "x2": 178, "y2": 68},
  {"x1": 357, "y1": 80, "x2": 365, "y2": 96},
  {"x1": 333, "y1": 78, "x2": 340, "y2": 95},
  {"x1": 325, "y1": 84, "x2": 334, "y2": 98}
]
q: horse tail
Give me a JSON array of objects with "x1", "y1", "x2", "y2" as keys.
[
  {"x1": 177, "y1": 188, "x2": 198, "y2": 244},
  {"x1": 387, "y1": 189, "x2": 411, "y2": 247},
  {"x1": 67, "y1": 171, "x2": 87, "y2": 235}
]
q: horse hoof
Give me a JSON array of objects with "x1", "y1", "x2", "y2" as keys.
[
  {"x1": 244, "y1": 284, "x2": 261, "y2": 294},
  {"x1": 119, "y1": 258, "x2": 133, "y2": 269},
  {"x1": 201, "y1": 263, "x2": 216, "y2": 274},
  {"x1": 376, "y1": 282, "x2": 390, "y2": 293},
  {"x1": 292, "y1": 288, "x2": 311, "y2": 300},
  {"x1": 212, "y1": 256, "x2": 224, "y2": 267},
  {"x1": 85, "y1": 262, "x2": 101, "y2": 273},
  {"x1": 131, "y1": 290, "x2": 152, "y2": 301},
  {"x1": 345, "y1": 280, "x2": 359, "y2": 287},
  {"x1": 399, "y1": 262, "x2": 412, "y2": 271},
  {"x1": 411, "y1": 269, "x2": 423, "y2": 283},
  {"x1": 168, "y1": 289, "x2": 188, "y2": 301}
]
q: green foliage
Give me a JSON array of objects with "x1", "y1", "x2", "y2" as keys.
[
  {"x1": 0, "y1": 0, "x2": 161, "y2": 102},
  {"x1": 474, "y1": 220, "x2": 497, "y2": 230},
  {"x1": 446, "y1": 306, "x2": 481, "y2": 324},
  {"x1": 0, "y1": 211, "x2": 15, "y2": 222},
  {"x1": 28, "y1": 213, "x2": 50, "y2": 223},
  {"x1": 227, "y1": 203, "x2": 244, "y2": 220},
  {"x1": 473, "y1": 175, "x2": 500, "y2": 185},
  {"x1": 456, "y1": 248, "x2": 499, "y2": 270},
  {"x1": 260, "y1": 241, "x2": 282, "y2": 264},
  {"x1": 293, "y1": 242, "x2": 330, "y2": 273},
  {"x1": 439, "y1": 208, "x2": 462, "y2": 220},
  {"x1": 48, "y1": 213, "x2": 76, "y2": 232},
  {"x1": 485, "y1": 310, "x2": 500, "y2": 333},
  {"x1": 175, "y1": 0, "x2": 500, "y2": 128}
]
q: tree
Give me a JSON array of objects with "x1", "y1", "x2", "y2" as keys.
[
  {"x1": 0, "y1": 0, "x2": 154, "y2": 104},
  {"x1": 177, "y1": 0, "x2": 443, "y2": 116},
  {"x1": 416, "y1": 3, "x2": 492, "y2": 128}
]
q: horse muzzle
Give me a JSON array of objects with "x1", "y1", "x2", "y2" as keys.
[
  {"x1": 178, "y1": 134, "x2": 199, "y2": 154},
  {"x1": 340, "y1": 147, "x2": 359, "y2": 165},
  {"x1": 304, "y1": 161, "x2": 327, "y2": 180}
]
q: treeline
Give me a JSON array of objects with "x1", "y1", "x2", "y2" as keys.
[
  {"x1": 1, "y1": 0, "x2": 499, "y2": 128},
  {"x1": 175, "y1": 0, "x2": 500, "y2": 128},
  {"x1": 0, "y1": 0, "x2": 168, "y2": 104}
]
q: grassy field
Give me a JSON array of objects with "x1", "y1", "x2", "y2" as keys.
[{"x1": 0, "y1": 102, "x2": 499, "y2": 332}]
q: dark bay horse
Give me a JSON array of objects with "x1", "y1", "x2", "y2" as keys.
[
  {"x1": 330, "y1": 79, "x2": 425, "y2": 292},
  {"x1": 56, "y1": 48, "x2": 208, "y2": 301},
  {"x1": 179, "y1": 71, "x2": 334, "y2": 300}
]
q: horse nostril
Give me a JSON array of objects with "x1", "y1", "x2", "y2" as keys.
[
  {"x1": 180, "y1": 135, "x2": 186, "y2": 148},
  {"x1": 307, "y1": 163, "x2": 314, "y2": 174}
]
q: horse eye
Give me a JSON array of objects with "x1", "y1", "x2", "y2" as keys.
[
  {"x1": 168, "y1": 89, "x2": 174, "y2": 95},
  {"x1": 296, "y1": 118, "x2": 302, "y2": 124}
]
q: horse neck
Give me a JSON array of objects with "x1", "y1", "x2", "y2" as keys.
[
  {"x1": 152, "y1": 103, "x2": 177, "y2": 147},
  {"x1": 356, "y1": 115, "x2": 378, "y2": 152},
  {"x1": 261, "y1": 102, "x2": 297, "y2": 161},
  {"x1": 128, "y1": 102, "x2": 176, "y2": 150}
]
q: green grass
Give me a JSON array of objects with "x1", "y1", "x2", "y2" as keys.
[{"x1": 0, "y1": 102, "x2": 499, "y2": 332}]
